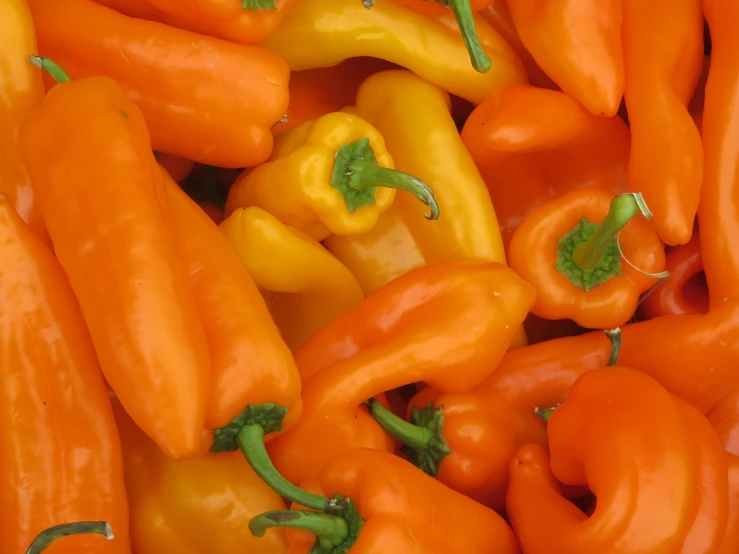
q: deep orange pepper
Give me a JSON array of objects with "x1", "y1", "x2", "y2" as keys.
[
  {"x1": 506, "y1": 0, "x2": 624, "y2": 116},
  {"x1": 157, "y1": 153, "x2": 195, "y2": 183},
  {"x1": 0, "y1": 198, "x2": 130, "y2": 553},
  {"x1": 718, "y1": 455, "x2": 739, "y2": 554},
  {"x1": 508, "y1": 188, "x2": 665, "y2": 329},
  {"x1": 623, "y1": 0, "x2": 704, "y2": 246},
  {"x1": 708, "y1": 381, "x2": 739, "y2": 458},
  {"x1": 92, "y1": 0, "x2": 166, "y2": 19},
  {"x1": 30, "y1": 0, "x2": 289, "y2": 168},
  {"x1": 19, "y1": 73, "x2": 211, "y2": 460},
  {"x1": 265, "y1": 262, "x2": 535, "y2": 485}
]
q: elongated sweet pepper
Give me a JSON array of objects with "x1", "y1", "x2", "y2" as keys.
[
  {"x1": 461, "y1": 85, "x2": 630, "y2": 247},
  {"x1": 249, "y1": 449, "x2": 519, "y2": 553},
  {"x1": 19, "y1": 62, "x2": 211, "y2": 460},
  {"x1": 507, "y1": 368, "x2": 728, "y2": 554},
  {"x1": 623, "y1": 0, "x2": 704, "y2": 246},
  {"x1": 699, "y1": 0, "x2": 739, "y2": 306},
  {"x1": 226, "y1": 112, "x2": 438, "y2": 241},
  {"x1": 261, "y1": 0, "x2": 527, "y2": 105},
  {"x1": 0, "y1": 0, "x2": 47, "y2": 243},
  {"x1": 264, "y1": 262, "x2": 535, "y2": 485},
  {"x1": 29, "y1": 0, "x2": 289, "y2": 168},
  {"x1": 220, "y1": 207, "x2": 365, "y2": 351},
  {"x1": 0, "y1": 197, "x2": 130, "y2": 554},
  {"x1": 508, "y1": 188, "x2": 665, "y2": 329}
]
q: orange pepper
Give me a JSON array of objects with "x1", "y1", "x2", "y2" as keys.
[
  {"x1": 91, "y1": 0, "x2": 166, "y2": 19},
  {"x1": 19, "y1": 69, "x2": 211, "y2": 460},
  {"x1": 0, "y1": 198, "x2": 130, "y2": 553},
  {"x1": 265, "y1": 262, "x2": 535, "y2": 485},
  {"x1": 156, "y1": 153, "x2": 195, "y2": 183},
  {"x1": 506, "y1": 0, "x2": 624, "y2": 116},
  {"x1": 708, "y1": 381, "x2": 739, "y2": 458},
  {"x1": 506, "y1": 368, "x2": 728, "y2": 554},
  {"x1": 461, "y1": 85, "x2": 629, "y2": 248},
  {"x1": 718, "y1": 455, "x2": 739, "y2": 554},
  {"x1": 623, "y1": 0, "x2": 704, "y2": 246},
  {"x1": 29, "y1": 0, "x2": 289, "y2": 168},
  {"x1": 508, "y1": 188, "x2": 665, "y2": 329}
]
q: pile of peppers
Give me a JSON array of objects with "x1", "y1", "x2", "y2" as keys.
[{"x1": 4, "y1": 0, "x2": 739, "y2": 552}]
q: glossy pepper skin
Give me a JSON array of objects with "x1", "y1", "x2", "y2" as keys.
[
  {"x1": 113, "y1": 400, "x2": 289, "y2": 554},
  {"x1": 30, "y1": 0, "x2": 289, "y2": 168},
  {"x1": 0, "y1": 0, "x2": 47, "y2": 243},
  {"x1": 265, "y1": 262, "x2": 535, "y2": 485},
  {"x1": 508, "y1": 188, "x2": 665, "y2": 329},
  {"x1": 221, "y1": 207, "x2": 364, "y2": 352},
  {"x1": 623, "y1": 0, "x2": 704, "y2": 246},
  {"x1": 19, "y1": 75, "x2": 211, "y2": 460},
  {"x1": 261, "y1": 0, "x2": 527, "y2": 105},
  {"x1": 0, "y1": 198, "x2": 130, "y2": 554},
  {"x1": 699, "y1": 0, "x2": 739, "y2": 306},
  {"x1": 463, "y1": 86, "x2": 629, "y2": 248},
  {"x1": 507, "y1": 0, "x2": 624, "y2": 117},
  {"x1": 507, "y1": 368, "x2": 728, "y2": 554}
]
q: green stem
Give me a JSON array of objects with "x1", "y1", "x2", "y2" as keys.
[
  {"x1": 250, "y1": 510, "x2": 348, "y2": 549},
  {"x1": 365, "y1": 398, "x2": 433, "y2": 450},
  {"x1": 445, "y1": 0, "x2": 492, "y2": 73},
  {"x1": 363, "y1": 0, "x2": 376, "y2": 7},
  {"x1": 242, "y1": 0, "x2": 276, "y2": 9},
  {"x1": 26, "y1": 522, "x2": 113, "y2": 554},
  {"x1": 28, "y1": 56, "x2": 71, "y2": 84},
  {"x1": 535, "y1": 407, "x2": 556, "y2": 423},
  {"x1": 605, "y1": 327, "x2": 622, "y2": 367}
]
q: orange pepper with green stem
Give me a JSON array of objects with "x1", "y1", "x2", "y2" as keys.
[{"x1": 30, "y1": 0, "x2": 289, "y2": 168}]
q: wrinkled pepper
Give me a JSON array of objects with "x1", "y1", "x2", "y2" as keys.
[
  {"x1": 265, "y1": 262, "x2": 535, "y2": 485},
  {"x1": 226, "y1": 111, "x2": 438, "y2": 241},
  {"x1": 30, "y1": 0, "x2": 289, "y2": 168},
  {"x1": 261, "y1": 0, "x2": 527, "y2": 105},
  {"x1": 19, "y1": 65, "x2": 211, "y2": 460},
  {"x1": 462, "y1": 85, "x2": 629, "y2": 248},
  {"x1": 0, "y1": 198, "x2": 130, "y2": 553},
  {"x1": 220, "y1": 206, "x2": 365, "y2": 351},
  {"x1": 699, "y1": 0, "x2": 739, "y2": 306},
  {"x1": 506, "y1": 0, "x2": 624, "y2": 116},
  {"x1": 0, "y1": 0, "x2": 47, "y2": 243},
  {"x1": 508, "y1": 188, "x2": 665, "y2": 329},
  {"x1": 623, "y1": 0, "x2": 704, "y2": 246},
  {"x1": 507, "y1": 368, "x2": 728, "y2": 554},
  {"x1": 249, "y1": 449, "x2": 519, "y2": 553}
]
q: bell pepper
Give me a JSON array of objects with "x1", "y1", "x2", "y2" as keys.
[
  {"x1": 0, "y1": 0, "x2": 47, "y2": 243},
  {"x1": 248, "y1": 449, "x2": 519, "y2": 553},
  {"x1": 113, "y1": 400, "x2": 289, "y2": 554},
  {"x1": 220, "y1": 206, "x2": 365, "y2": 351},
  {"x1": 264, "y1": 262, "x2": 535, "y2": 485},
  {"x1": 640, "y1": 232, "x2": 708, "y2": 319},
  {"x1": 623, "y1": 0, "x2": 704, "y2": 246},
  {"x1": 0, "y1": 198, "x2": 130, "y2": 553},
  {"x1": 261, "y1": 0, "x2": 527, "y2": 105},
  {"x1": 461, "y1": 85, "x2": 630, "y2": 248},
  {"x1": 506, "y1": 368, "x2": 729, "y2": 554},
  {"x1": 92, "y1": 0, "x2": 165, "y2": 19},
  {"x1": 508, "y1": 188, "x2": 666, "y2": 329},
  {"x1": 699, "y1": 0, "x2": 739, "y2": 306},
  {"x1": 19, "y1": 60, "x2": 211, "y2": 460},
  {"x1": 29, "y1": 0, "x2": 289, "y2": 168},
  {"x1": 225, "y1": 112, "x2": 439, "y2": 241},
  {"x1": 506, "y1": 0, "x2": 624, "y2": 117}
]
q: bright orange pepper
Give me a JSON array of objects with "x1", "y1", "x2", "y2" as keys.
[
  {"x1": 91, "y1": 0, "x2": 166, "y2": 19},
  {"x1": 156, "y1": 153, "x2": 195, "y2": 183},
  {"x1": 718, "y1": 455, "x2": 739, "y2": 554},
  {"x1": 707, "y1": 381, "x2": 739, "y2": 458}
]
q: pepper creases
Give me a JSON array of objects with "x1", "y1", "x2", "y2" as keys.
[
  {"x1": 0, "y1": 197, "x2": 129, "y2": 554},
  {"x1": 29, "y1": 0, "x2": 289, "y2": 168}
]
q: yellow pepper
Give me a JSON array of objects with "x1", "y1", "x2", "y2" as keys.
[
  {"x1": 225, "y1": 111, "x2": 437, "y2": 241},
  {"x1": 220, "y1": 207, "x2": 364, "y2": 351},
  {"x1": 260, "y1": 0, "x2": 527, "y2": 105}
]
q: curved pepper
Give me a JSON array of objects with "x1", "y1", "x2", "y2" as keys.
[
  {"x1": 113, "y1": 400, "x2": 289, "y2": 554},
  {"x1": 0, "y1": 0, "x2": 47, "y2": 243},
  {"x1": 623, "y1": 0, "x2": 704, "y2": 246},
  {"x1": 19, "y1": 69, "x2": 211, "y2": 460},
  {"x1": 92, "y1": 0, "x2": 165, "y2": 19},
  {"x1": 699, "y1": 0, "x2": 739, "y2": 305},
  {"x1": 461, "y1": 85, "x2": 629, "y2": 248},
  {"x1": 508, "y1": 188, "x2": 665, "y2": 329},
  {"x1": 220, "y1": 207, "x2": 365, "y2": 351},
  {"x1": 0, "y1": 198, "x2": 130, "y2": 554},
  {"x1": 30, "y1": 0, "x2": 289, "y2": 168},
  {"x1": 265, "y1": 262, "x2": 535, "y2": 485},
  {"x1": 506, "y1": 368, "x2": 728, "y2": 554},
  {"x1": 226, "y1": 112, "x2": 438, "y2": 241},
  {"x1": 261, "y1": 0, "x2": 527, "y2": 105},
  {"x1": 507, "y1": 0, "x2": 624, "y2": 117}
]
